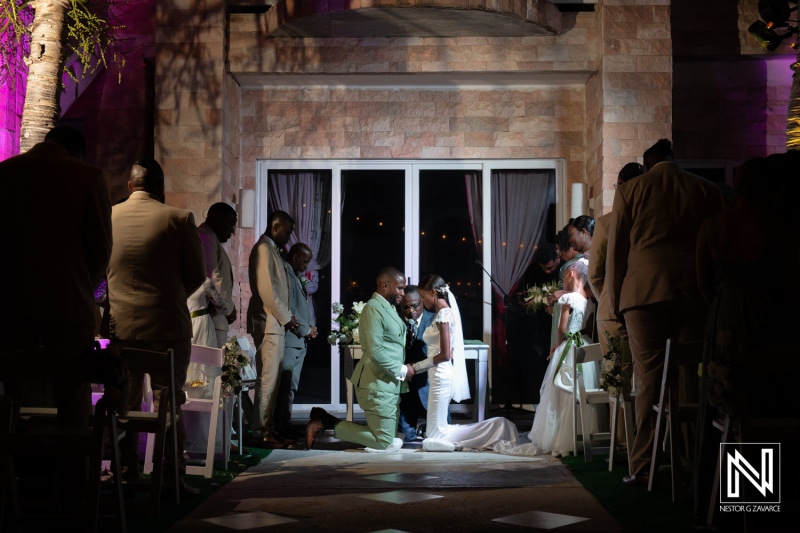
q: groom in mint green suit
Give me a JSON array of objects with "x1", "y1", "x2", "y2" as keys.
[{"x1": 306, "y1": 267, "x2": 413, "y2": 451}]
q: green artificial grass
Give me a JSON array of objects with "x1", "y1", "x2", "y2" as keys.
[
  {"x1": 561, "y1": 455, "x2": 696, "y2": 533},
  {"x1": 125, "y1": 448, "x2": 272, "y2": 533}
]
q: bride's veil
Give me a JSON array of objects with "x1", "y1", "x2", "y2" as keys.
[{"x1": 447, "y1": 290, "x2": 471, "y2": 402}]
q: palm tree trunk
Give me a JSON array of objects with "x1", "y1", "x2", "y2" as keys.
[
  {"x1": 789, "y1": 49, "x2": 800, "y2": 151},
  {"x1": 19, "y1": 0, "x2": 69, "y2": 153}
]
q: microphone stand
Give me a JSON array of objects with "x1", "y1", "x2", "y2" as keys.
[{"x1": 475, "y1": 260, "x2": 531, "y2": 420}]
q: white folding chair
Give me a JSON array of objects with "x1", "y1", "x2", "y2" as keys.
[
  {"x1": 573, "y1": 343, "x2": 611, "y2": 461},
  {"x1": 144, "y1": 344, "x2": 228, "y2": 478}
]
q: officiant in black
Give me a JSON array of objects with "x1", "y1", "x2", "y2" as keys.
[
  {"x1": 397, "y1": 285, "x2": 435, "y2": 441},
  {"x1": 508, "y1": 243, "x2": 561, "y2": 404}
]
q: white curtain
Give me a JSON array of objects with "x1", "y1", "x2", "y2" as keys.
[
  {"x1": 268, "y1": 171, "x2": 331, "y2": 324},
  {"x1": 465, "y1": 170, "x2": 553, "y2": 364}
]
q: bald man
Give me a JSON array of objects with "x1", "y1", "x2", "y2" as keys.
[
  {"x1": 107, "y1": 158, "x2": 205, "y2": 492},
  {"x1": 306, "y1": 267, "x2": 410, "y2": 452}
]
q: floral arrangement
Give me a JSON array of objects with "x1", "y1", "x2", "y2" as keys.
[
  {"x1": 523, "y1": 281, "x2": 561, "y2": 312},
  {"x1": 601, "y1": 331, "x2": 624, "y2": 396},
  {"x1": 328, "y1": 301, "x2": 366, "y2": 345},
  {"x1": 221, "y1": 337, "x2": 251, "y2": 405}
]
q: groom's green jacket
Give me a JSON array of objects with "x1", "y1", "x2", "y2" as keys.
[{"x1": 352, "y1": 292, "x2": 409, "y2": 395}]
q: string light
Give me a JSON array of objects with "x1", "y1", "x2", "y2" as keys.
[{"x1": 379, "y1": 222, "x2": 383, "y2": 226}]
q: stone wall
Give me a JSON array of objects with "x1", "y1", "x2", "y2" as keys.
[{"x1": 154, "y1": 0, "x2": 226, "y2": 218}]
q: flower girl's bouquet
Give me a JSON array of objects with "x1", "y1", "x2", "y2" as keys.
[
  {"x1": 523, "y1": 281, "x2": 561, "y2": 312},
  {"x1": 328, "y1": 301, "x2": 366, "y2": 345}
]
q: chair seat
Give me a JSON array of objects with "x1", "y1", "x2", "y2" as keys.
[{"x1": 182, "y1": 398, "x2": 216, "y2": 413}]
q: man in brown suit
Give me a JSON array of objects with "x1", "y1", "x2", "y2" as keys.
[
  {"x1": 246, "y1": 210, "x2": 299, "y2": 447},
  {"x1": 1, "y1": 126, "x2": 111, "y2": 426},
  {"x1": 588, "y1": 162, "x2": 643, "y2": 448},
  {"x1": 198, "y1": 202, "x2": 238, "y2": 348},
  {"x1": 607, "y1": 140, "x2": 724, "y2": 485},
  {"x1": 107, "y1": 158, "x2": 205, "y2": 491}
]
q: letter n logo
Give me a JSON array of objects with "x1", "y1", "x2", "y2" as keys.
[{"x1": 720, "y1": 443, "x2": 780, "y2": 504}]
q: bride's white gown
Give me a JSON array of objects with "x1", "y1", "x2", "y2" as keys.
[
  {"x1": 422, "y1": 303, "x2": 518, "y2": 451},
  {"x1": 494, "y1": 292, "x2": 598, "y2": 456}
]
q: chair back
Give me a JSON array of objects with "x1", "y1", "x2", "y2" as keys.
[
  {"x1": 190, "y1": 344, "x2": 224, "y2": 368},
  {"x1": 576, "y1": 343, "x2": 603, "y2": 365}
]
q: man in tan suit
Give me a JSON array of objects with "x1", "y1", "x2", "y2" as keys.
[
  {"x1": 198, "y1": 202, "x2": 238, "y2": 347},
  {"x1": 607, "y1": 140, "x2": 724, "y2": 485},
  {"x1": 1, "y1": 126, "x2": 111, "y2": 426},
  {"x1": 107, "y1": 158, "x2": 205, "y2": 491},
  {"x1": 246, "y1": 210, "x2": 300, "y2": 447},
  {"x1": 588, "y1": 162, "x2": 643, "y2": 448}
]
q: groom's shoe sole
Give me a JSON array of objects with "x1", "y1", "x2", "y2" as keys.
[{"x1": 306, "y1": 419, "x2": 325, "y2": 449}]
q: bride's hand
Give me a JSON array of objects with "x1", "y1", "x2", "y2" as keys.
[{"x1": 547, "y1": 345, "x2": 557, "y2": 360}]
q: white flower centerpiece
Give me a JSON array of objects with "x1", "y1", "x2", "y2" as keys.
[
  {"x1": 601, "y1": 331, "x2": 624, "y2": 397},
  {"x1": 328, "y1": 301, "x2": 366, "y2": 345},
  {"x1": 221, "y1": 337, "x2": 251, "y2": 407}
]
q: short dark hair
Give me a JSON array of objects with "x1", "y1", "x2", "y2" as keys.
[
  {"x1": 404, "y1": 285, "x2": 420, "y2": 296},
  {"x1": 555, "y1": 226, "x2": 571, "y2": 252},
  {"x1": 377, "y1": 266, "x2": 404, "y2": 283},
  {"x1": 269, "y1": 210, "x2": 294, "y2": 227},
  {"x1": 45, "y1": 126, "x2": 85, "y2": 160},
  {"x1": 287, "y1": 242, "x2": 312, "y2": 260},
  {"x1": 643, "y1": 138, "x2": 674, "y2": 163},
  {"x1": 130, "y1": 158, "x2": 164, "y2": 192},
  {"x1": 533, "y1": 243, "x2": 558, "y2": 264},
  {"x1": 208, "y1": 202, "x2": 236, "y2": 219},
  {"x1": 570, "y1": 215, "x2": 595, "y2": 236},
  {"x1": 618, "y1": 162, "x2": 645, "y2": 184}
]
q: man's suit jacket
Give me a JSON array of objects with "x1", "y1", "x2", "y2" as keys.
[
  {"x1": 198, "y1": 222, "x2": 234, "y2": 331},
  {"x1": 607, "y1": 162, "x2": 725, "y2": 315},
  {"x1": 285, "y1": 267, "x2": 313, "y2": 349},
  {"x1": 0, "y1": 141, "x2": 112, "y2": 329},
  {"x1": 246, "y1": 234, "x2": 292, "y2": 338},
  {"x1": 405, "y1": 308, "x2": 434, "y2": 388},
  {"x1": 588, "y1": 213, "x2": 614, "y2": 322},
  {"x1": 107, "y1": 191, "x2": 206, "y2": 340},
  {"x1": 352, "y1": 292, "x2": 408, "y2": 395}
]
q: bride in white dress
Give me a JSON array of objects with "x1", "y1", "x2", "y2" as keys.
[
  {"x1": 412, "y1": 274, "x2": 519, "y2": 452},
  {"x1": 494, "y1": 258, "x2": 598, "y2": 457}
]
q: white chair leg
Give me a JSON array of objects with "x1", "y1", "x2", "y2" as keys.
[{"x1": 609, "y1": 396, "x2": 619, "y2": 472}]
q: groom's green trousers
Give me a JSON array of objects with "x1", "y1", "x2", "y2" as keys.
[{"x1": 334, "y1": 387, "x2": 400, "y2": 450}]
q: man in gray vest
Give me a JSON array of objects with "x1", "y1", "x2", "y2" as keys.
[{"x1": 274, "y1": 243, "x2": 318, "y2": 439}]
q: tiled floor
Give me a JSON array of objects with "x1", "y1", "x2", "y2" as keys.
[{"x1": 168, "y1": 433, "x2": 621, "y2": 532}]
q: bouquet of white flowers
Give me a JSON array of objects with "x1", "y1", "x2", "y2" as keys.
[
  {"x1": 523, "y1": 281, "x2": 560, "y2": 312},
  {"x1": 601, "y1": 331, "x2": 624, "y2": 396},
  {"x1": 221, "y1": 337, "x2": 251, "y2": 406},
  {"x1": 328, "y1": 301, "x2": 366, "y2": 345}
]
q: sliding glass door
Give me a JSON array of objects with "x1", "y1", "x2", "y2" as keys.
[{"x1": 258, "y1": 159, "x2": 564, "y2": 411}]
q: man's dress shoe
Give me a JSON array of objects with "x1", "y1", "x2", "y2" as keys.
[
  {"x1": 261, "y1": 434, "x2": 288, "y2": 449},
  {"x1": 306, "y1": 419, "x2": 325, "y2": 449}
]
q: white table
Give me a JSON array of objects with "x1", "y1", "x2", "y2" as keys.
[{"x1": 341, "y1": 343, "x2": 489, "y2": 423}]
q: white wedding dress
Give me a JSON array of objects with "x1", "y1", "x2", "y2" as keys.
[
  {"x1": 494, "y1": 291, "x2": 598, "y2": 456},
  {"x1": 422, "y1": 298, "x2": 518, "y2": 451}
]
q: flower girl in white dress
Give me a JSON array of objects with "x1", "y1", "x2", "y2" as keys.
[
  {"x1": 412, "y1": 274, "x2": 518, "y2": 452},
  {"x1": 495, "y1": 258, "x2": 596, "y2": 456}
]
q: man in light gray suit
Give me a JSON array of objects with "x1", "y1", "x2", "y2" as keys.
[
  {"x1": 107, "y1": 158, "x2": 206, "y2": 492},
  {"x1": 198, "y1": 202, "x2": 238, "y2": 348},
  {"x1": 274, "y1": 243, "x2": 318, "y2": 438},
  {"x1": 246, "y1": 210, "x2": 300, "y2": 448}
]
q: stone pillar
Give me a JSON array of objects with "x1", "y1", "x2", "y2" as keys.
[
  {"x1": 591, "y1": 0, "x2": 672, "y2": 214},
  {"x1": 154, "y1": 0, "x2": 226, "y2": 218}
]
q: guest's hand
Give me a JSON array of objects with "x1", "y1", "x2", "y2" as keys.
[
  {"x1": 306, "y1": 326, "x2": 318, "y2": 339},
  {"x1": 226, "y1": 305, "x2": 236, "y2": 324},
  {"x1": 405, "y1": 364, "x2": 416, "y2": 379},
  {"x1": 285, "y1": 315, "x2": 300, "y2": 331},
  {"x1": 544, "y1": 304, "x2": 553, "y2": 315}
]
